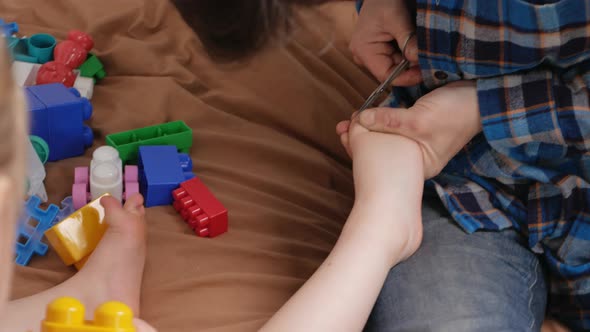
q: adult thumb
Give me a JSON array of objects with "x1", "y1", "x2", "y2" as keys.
[{"x1": 358, "y1": 107, "x2": 416, "y2": 137}]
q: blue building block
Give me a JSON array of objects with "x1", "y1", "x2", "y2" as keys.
[
  {"x1": 15, "y1": 195, "x2": 59, "y2": 266},
  {"x1": 0, "y1": 19, "x2": 18, "y2": 36},
  {"x1": 26, "y1": 83, "x2": 94, "y2": 161},
  {"x1": 138, "y1": 145, "x2": 194, "y2": 207}
]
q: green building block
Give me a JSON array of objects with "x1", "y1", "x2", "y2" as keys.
[
  {"x1": 106, "y1": 121, "x2": 193, "y2": 164},
  {"x1": 79, "y1": 53, "x2": 106, "y2": 81}
]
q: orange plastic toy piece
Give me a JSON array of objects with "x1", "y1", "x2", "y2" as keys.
[
  {"x1": 45, "y1": 194, "x2": 109, "y2": 269},
  {"x1": 41, "y1": 297, "x2": 136, "y2": 332}
]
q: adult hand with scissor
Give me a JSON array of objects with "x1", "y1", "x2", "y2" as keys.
[
  {"x1": 349, "y1": 0, "x2": 422, "y2": 86},
  {"x1": 342, "y1": 0, "x2": 482, "y2": 179}
]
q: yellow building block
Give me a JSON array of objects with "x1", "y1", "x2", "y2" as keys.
[
  {"x1": 41, "y1": 297, "x2": 136, "y2": 332},
  {"x1": 45, "y1": 194, "x2": 109, "y2": 267}
]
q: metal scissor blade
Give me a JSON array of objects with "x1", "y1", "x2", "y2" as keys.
[{"x1": 357, "y1": 58, "x2": 410, "y2": 113}]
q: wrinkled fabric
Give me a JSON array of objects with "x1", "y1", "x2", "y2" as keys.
[{"x1": 3, "y1": 1, "x2": 377, "y2": 331}]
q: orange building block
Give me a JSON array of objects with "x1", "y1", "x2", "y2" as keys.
[
  {"x1": 41, "y1": 297, "x2": 136, "y2": 332},
  {"x1": 45, "y1": 194, "x2": 108, "y2": 268}
]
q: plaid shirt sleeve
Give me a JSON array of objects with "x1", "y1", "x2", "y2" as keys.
[
  {"x1": 415, "y1": 1, "x2": 590, "y2": 329},
  {"x1": 354, "y1": 0, "x2": 590, "y2": 329}
]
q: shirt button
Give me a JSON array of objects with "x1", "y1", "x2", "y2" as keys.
[{"x1": 434, "y1": 71, "x2": 448, "y2": 80}]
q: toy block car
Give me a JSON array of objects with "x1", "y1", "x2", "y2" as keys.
[{"x1": 72, "y1": 146, "x2": 139, "y2": 210}]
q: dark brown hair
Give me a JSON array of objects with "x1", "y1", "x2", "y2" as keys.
[{"x1": 172, "y1": 0, "x2": 323, "y2": 62}]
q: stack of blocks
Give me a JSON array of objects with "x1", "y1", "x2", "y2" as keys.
[
  {"x1": 106, "y1": 120, "x2": 193, "y2": 164},
  {"x1": 138, "y1": 145, "x2": 195, "y2": 207},
  {"x1": 72, "y1": 146, "x2": 139, "y2": 210},
  {"x1": 12, "y1": 61, "x2": 95, "y2": 99},
  {"x1": 26, "y1": 83, "x2": 93, "y2": 161}
]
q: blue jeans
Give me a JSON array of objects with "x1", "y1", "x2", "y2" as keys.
[{"x1": 365, "y1": 192, "x2": 547, "y2": 332}]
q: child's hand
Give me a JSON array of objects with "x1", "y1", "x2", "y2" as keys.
[{"x1": 337, "y1": 81, "x2": 481, "y2": 179}]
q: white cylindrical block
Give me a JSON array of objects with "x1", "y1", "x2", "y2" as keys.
[{"x1": 90, "y1": 146, "x2": 123, "y2": 201}]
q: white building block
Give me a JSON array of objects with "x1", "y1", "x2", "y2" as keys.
[
  {"x1": 90, "y1": 146, "x2": 123, "y2": 201},
  {"x1": 26, "y1": 139, "x2": 48, "y2": 202},
  {"x1": 12, "y1": 61, "x2": 40, "y2": 87},
  {"x1": 73, "y1": 75, "x2": 94, "y2": 99}
]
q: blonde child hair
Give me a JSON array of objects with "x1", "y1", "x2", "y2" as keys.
[{"x1": 0, "y1": 42, "x2": 28, "y2": 313}]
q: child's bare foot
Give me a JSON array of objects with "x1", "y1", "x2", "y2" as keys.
[
  {"x1": 68, "y1": 194, "x2": 147, "y2": 316},
  {"x1": 345, "y1": 119, "x2": 424, "y2": 265},
  {"x1": 2, "y1": 194, "x2": 148, "y2": 332}
]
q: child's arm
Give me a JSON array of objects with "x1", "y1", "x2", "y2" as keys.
[{"x1": 262, "y1": 125, "x2": 424, "y2": 331}]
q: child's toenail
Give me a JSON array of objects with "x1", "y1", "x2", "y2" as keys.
[{"x1": 360, "y1": 111, "x2": 375, "y2": 126}]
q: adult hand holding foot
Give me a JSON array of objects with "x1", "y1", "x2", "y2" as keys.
[{"x1": 338, "y1": 81, "x2": 482, "y2": 179}]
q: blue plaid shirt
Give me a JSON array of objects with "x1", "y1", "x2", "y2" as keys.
[{"x1": 359, "y1": 0, "x2": 590, "y2": 329}]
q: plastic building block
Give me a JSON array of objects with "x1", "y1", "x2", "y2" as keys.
[
  {"x1": 72, "y1": 146, "x2": 139, "y2": 209},
  {"x1": 8, "y1": 37, "x2": 36, "y2": 63},
  {"x1": 11, "y1": 60, "x2": 40, "y2": 86},
  {"x1": 5, "y1": 36, "x2": 20, "y2": 54},
  {"x1": 37, "y1": 31, "x2": 95, "y2": 87},
  {"x1": 30, "y1": 135, "x2": 50, "y2": 164},
  {"x1": 52, "y1": 196, "x2": 75, "y2": 226},
  {"x1": 15, "y1": 196, "x2": 59, "y2": 265},
  {"x1": 26, "y1": 138, "x2": 48, "y2": 202},
  {"x1": 26, "y1": 83, "x2": 93, "y2": 161},
  {"x1": 106, "y1": 121, "x2": 193, "y2": 164},
  {"x1": 68, "y1": 30, "x2": 94, "y2": 52},
  {"x1": 138, "y1": 145, "x2": 194, "y2": 207},
  {"x1": 41, "y1": 297, "x2": 136, "y2": 332},
  {"x1": 74, "y1": 75, "x2": 94, "y2": 99},
  {"x1": 54, "y1": 40, "x2": 88, "y2": 69},
  {"x1": 45, "y1": 194, "x2": 108, "y2": 267},
  {"x1": 0, "y1": 19, "x2": 18, "y2": 36},
  {"x1": 13, "y1": 60, "x2": 94, "y2": 98},
  {"x1": 173, "y1": 178, "x2": 228, "y2": 238},
  {"x1": 10, "y1": 34, "x2": 56, "y2": 64},
  {"x1": 79, "y1": 53, "x2": 106, "y2": 81},
  {"x1": 36, "y1": 61, "x2": 76, "y2": 87}
]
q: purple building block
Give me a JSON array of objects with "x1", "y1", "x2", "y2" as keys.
[
  {"x1": 15, "y1": 195, "x2": 59, "y2": 266},
  {"x1": 52, "y1": 196, "x2": 75, "y2": 226},
  {"x1": 26, "y1": 83, "x2": 93, "y2": 161},
  {"x1": 138, "y1": 145, "x2": 194, "y2": 207}
]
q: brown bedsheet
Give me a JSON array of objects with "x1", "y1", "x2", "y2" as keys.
[{"x1": 2, "y1": 1, "x2": 378, "y2": 330}]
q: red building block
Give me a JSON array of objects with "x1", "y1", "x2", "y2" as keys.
[{"x1": 172, "y1": 178, "x2": 228, "y2": 238}]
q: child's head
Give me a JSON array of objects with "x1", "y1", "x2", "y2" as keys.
[
  {"x1": 172, "y1": 0, "x2": 333, "y2": 61},
  {"x1": 0, "y1": 43, "x2": 27, "y2": 313}
]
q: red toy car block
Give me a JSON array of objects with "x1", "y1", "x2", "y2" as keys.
[{"x1": 172, "y1": 178, "x2": 228, "y2": 238}]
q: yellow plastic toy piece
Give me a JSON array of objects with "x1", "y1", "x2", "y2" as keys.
[
  {"x1": 45, "y1": 194, "x2": 109, "y2": 268},
  {"x1": 41, "y1": 297, "x2": 136, "y2": 332}
]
